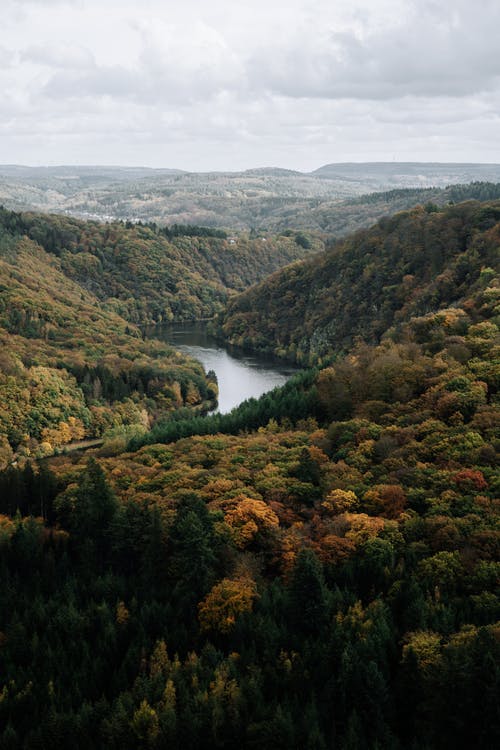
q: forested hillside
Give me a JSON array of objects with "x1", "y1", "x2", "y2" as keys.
[
  {"x1": 220, "y1": 200, "x2": 500, "y2": 364},
  {"x1": 281, "y1": 180, "x2": 500, "y2": 236},
  {"x1": 0, "y1": 207, "x2": 320, "y2": 459},
  {"x1": 0, "y1": 226, "x2": 218, "y2": 462},
  {"x1": 0, "y1": 208, "x2": 319, "y2": 325},
  {"x1": 0, "y1": 199, "x2": 498, "y2": 748}
]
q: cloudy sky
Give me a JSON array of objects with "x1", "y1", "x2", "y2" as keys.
[{"x1": 2, "y1": 0, "x2": 500, "y2": 170}]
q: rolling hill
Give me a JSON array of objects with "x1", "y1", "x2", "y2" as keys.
[
  {"x1": 0, "y1": 208, "x2": 319, "y2": 325},
  {"x1": 219, "y1": 200, "x2": 500, "y2": 364},
  {"x1": 0, "y1": 196, "x2": 498, "y2": 749},
  {"x1": 2, "y1": 162, "x2": 500, "y2": 231}
]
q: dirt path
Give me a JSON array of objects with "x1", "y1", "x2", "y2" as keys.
[{"x1": 58, "y1": 438, "x2": 104, "y2": 453}]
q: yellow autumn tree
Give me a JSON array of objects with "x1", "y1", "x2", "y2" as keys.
[
  {"x1": 198, "y1": 576, "x2": 258, "y2": 634},
  {"x1": 223, "y1": 496, "x2": 279, "y2": 549},
  {"x1": 116, "y1": 600, "x2": 130, "y2": 626},
  {"x1": 185, "y1": 382, "x2": 201, "y2": 405},
  {"x1": 402, "y1": 631, "x2": 442, "y2": 673},
  {"x1": 130, "y1": 700, "x2": 159, "y2": 746},
  {"x1": 321, "y1": 489, "x2": 358, "y2": 515},
  {"x1": 0, "y1": 436, "x2": 14, "y2": 471},
  {"x1": 149, "y1": 639, "x2": 170, "y2": 678},
  {"x1": 343, "y1": 513, "x2": 386, "y2": 545}
]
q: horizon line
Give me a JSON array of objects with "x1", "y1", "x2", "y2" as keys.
[{"x1": 1, "y1": 160, "x2": 500, "y2": 174}]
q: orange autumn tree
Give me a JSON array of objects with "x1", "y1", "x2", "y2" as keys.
[
  {"x1": 198, "y1": 576, "x2": 258, "y2": 634},
  {"x1": 223, "y1": 496, "x2": 280, "y2": 549}
]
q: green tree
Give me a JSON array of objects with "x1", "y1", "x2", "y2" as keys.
[
  {"x1": 169, "y1": 496, "x2": 218, "y2": 624},
  {"x1": 288, "y1": 549, "x2": 329, "y2": 635}
]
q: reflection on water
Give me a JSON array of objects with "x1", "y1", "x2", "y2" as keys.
[{"x1": 151, "y1": 322, "x2": 298, "y2": 414}]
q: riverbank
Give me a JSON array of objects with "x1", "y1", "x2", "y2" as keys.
[{"x1": 147, "y1": 321, "x2": 299, "y2": 414}]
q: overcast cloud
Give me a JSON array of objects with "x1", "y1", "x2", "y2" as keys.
[{"x1": 2, "y1": 0, "x2": 499, "y2": 170}]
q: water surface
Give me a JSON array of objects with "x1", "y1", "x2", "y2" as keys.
[{"x1": 153, "y1": 322, "x2": 298, "y2": 414}]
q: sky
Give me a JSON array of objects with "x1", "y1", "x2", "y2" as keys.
[{"x1": 2, "y1": 0, "x2": 500, "y2": 171}]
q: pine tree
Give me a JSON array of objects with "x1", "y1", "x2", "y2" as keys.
[{"x1": 288, "y1": 549, "x2": 329, "y2": 636}]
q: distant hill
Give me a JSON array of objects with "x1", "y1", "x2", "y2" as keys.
[
  {"x1": 0, "y1": 165, "x2": 186, "y2": 180},
  {"x1": 276, "y1": 181, "x2": 500, "y2": 237},
  {"x1": 242, "y1": 167, "x2": 303, "y2": 177},
  {"x1": 311, "y1": 161, "x2": 500, "y2": 185},
  {"x1": 1, "y1": 162, "x2": 500, "y2": 230},
  {"x1": 219, "y1": 199, "x2": 500, "y2": 364}
]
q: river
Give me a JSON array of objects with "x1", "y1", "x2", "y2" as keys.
[{"x1": 152, "y1": 322, "x2": 298, "y2": 414}]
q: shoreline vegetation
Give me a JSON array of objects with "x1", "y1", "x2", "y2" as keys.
[{"x1": 0, "y1": 206, "x2": 314, "y2": 463}]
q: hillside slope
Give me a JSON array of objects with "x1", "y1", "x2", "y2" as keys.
[
  {"x1": 0, "y1": 229, "x2": 218, "y2": 462},
  {"x1": 274, "y1": 181, "x2": 500, "y2": 236},
  {"x1": 219, "y1": 200, "x2": 500, "y2": 363},
  {"x1": 1, "y1": 214, "x2": 497, "y2": 748},
  {"x1": 0, "y1": 208, "x2": 319, "y2": 325}
]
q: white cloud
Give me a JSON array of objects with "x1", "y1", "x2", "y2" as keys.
[
  {"x1": 0, "y1": 46, "x2": 16, "y2": 67},
  {"x1": 21, "y1": 43, "x2": 94, "y2": 69},
  {"x1": 41, "y1": 19, "x2": 243, "y2": 105},
  {"x1": 1, "y1": 0, "x2": 500, "y2": 168},
  {"x1": 247, "y1": 1, "x2": 500, "y2": 100}
]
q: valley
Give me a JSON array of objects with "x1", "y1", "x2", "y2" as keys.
[
  {"x1": 0, "y1": 207, "x2": 316, "y2": 461},
  {"x1": 4, "y1": 0, "x2": 500, "y2": 745},
  {"x1": 152, "y1": 322, "x2": 298, "y2": 414},
  {"x1": 0, "y1": 189, "x2": 498, "y2": 750}
]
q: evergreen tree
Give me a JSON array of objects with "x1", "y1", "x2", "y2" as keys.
[{"x1": 288, "y1": 549, "x2": 329, "y2": 636}]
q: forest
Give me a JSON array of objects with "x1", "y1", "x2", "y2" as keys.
[
  {"x1": 0, "y1": 197, "x2": 498, "y2": 748},
  {"x1": 0, "y1": 207, "x2": 320, "y2": 458},
  {"x1": 2, "y1": 163, "x2": 500, "y2": 232},
  {"x1": 220, "y1": 200, "x2": 500, "y2": 364},
  {"x1": 0, "y1": 207, "x2": 319, "y2": 324},
  {"x1": 0, "y1": 229, "x2": 217, "y2": 461}
]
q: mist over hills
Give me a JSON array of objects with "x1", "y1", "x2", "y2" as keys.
[
  {"x1": 311, "y1": 161, "x2": 500, "y2": 182},
  {"x1": 1, "y1": 162, "x2": 500, "y2": 232}
]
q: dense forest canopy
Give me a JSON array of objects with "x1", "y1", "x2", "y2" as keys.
[
  {"x1": 219, "y1": 200, "x2": 500, "y2": 364},
  {"x1": 0, "y1": 207, "x2": 320, "y2": 458},
  {"x1": 0, "y1": 197, "x2": 498, "y2": 748},
  {"x1": 0, "y1": 207, "x2": 319, "y2": 324}
]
